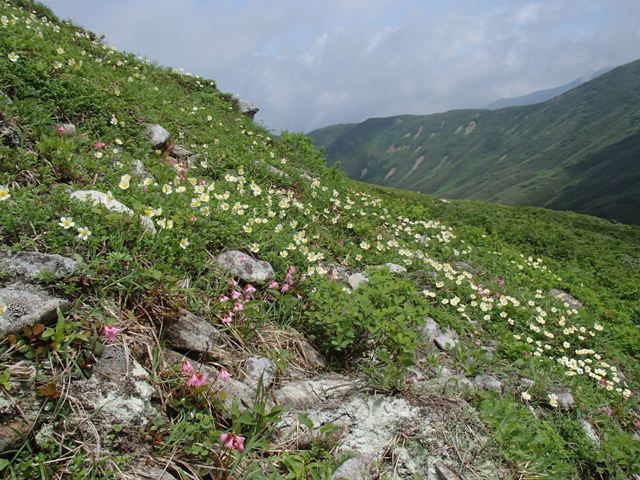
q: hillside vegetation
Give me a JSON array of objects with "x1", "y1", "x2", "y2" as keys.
[
  {"x1": 309, "y1": 60, "x2": 640, "y2": 225},
  {"x1": 1, "y1": 1, "x2": 639, "y2": 479}
]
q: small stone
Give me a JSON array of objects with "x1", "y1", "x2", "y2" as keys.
[
  {"x1": 163, "y1": 310, "x2": 222, "y2": 354},
  {"x1": 332, "y1": 455, "x2": 374, "y2": 480},
  {"x1": 0, "y1": 250, "x2": 77, "y2": 282},
  {"x1": 145, "y1": 123, "x2": 170, "y2": 149},
  {"x1": 435, "y1": 462, "x2": 462, "y2": 480},
  {"x1": 240, "y1": 357, "x2": 276, "y2": 390},
  {"x1": 215, "y1": 250, "x2": 275, "y2": 284},
  {"x1": 132, "y1": 160, "x2": 151, "y2": 178},
  {"x1": 473, "y1": 374, "x2": 502, "y2": 393},
  {"x1": 326, "y1": 263, "x2": 350, "y2": 283},
  {"x1": 0, "y1": 285, "x2": 70, "y2": 335},
  {"x1": 519, "y1": 377, "x2": 535, "y2": 388},
  {"x1": 420, "y1": 317, "x2": 441, "y2": 343},
  {"x1": 579, "y1": 419, "x2": 600, "y2": 448},
  {"x1": 170, "y1": 145, "x2": 193, "y2": 158},
  {"x1": 452, "y1": 261, "x2": 473, "y2": 273},
  {"x1": 347, "y1": 272, "x2": 369, "y2": 290},
  {"x1": 0, "y1": 419, "x2": 32, "y2": 453},
  {"x1": 297, "y1": 337, "x2": 326, "y2": 369},
  {"x1": 548, "y1": 289, "x2": 583, "y2": 308},
  {"x1": 237, "y1": 99, "x2": 259, "y2": 120},
  {"x1": 70, "y1": 190, "x2": 156, "y2": 235},
  {"x1": 434, "y1": 333, "x2": 458, "y2": 351},
  {"x1": 55, "y1": 123, "x2": 76, "y2": 136},
  {"x1": 556, "y1": 392, "x2": 575, "y2": 409}
]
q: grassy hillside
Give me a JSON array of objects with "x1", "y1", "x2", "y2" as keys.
[
  {"x1": 309, "y1": 60, "x2": 640, "y2": 225},
  {"x1": 1, "y1": 1, "x2": 639, "y2": 479}
]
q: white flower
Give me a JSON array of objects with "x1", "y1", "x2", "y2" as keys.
[
  {"x1": 8, "y1": 52, "x2": 19, "y2": 62},
  {"x1": 521, "y1": 391, "x2": 531, "y2": 401},
  {"x1": 0, "y1": 302, "x2": 6, "y2": 317},
  {"x1": 0, "y1": 185, "x2": 10, "y2": 201},
  {"x1": 548, "y1": 393, "x2": 559, "y2": 408},
  {"x1": 119, "y1": 174, "x2": 131, "y2": 190},
  {"x1": 59, "y1": 217, "x2": 75, "y2": 229},
  {"x1": 77, "y1": 226, "x2": 91, "y2": 240},
  {"x1": 179, "y1": 238, "x2": 189, "y2": 249}
]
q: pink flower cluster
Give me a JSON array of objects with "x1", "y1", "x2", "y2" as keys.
[
  {"x1": 220, "y1": 432, "x2": 245, "y2": 452},
  {"x1": 218, "y1": 279, "x2": 256, "y2": 325},
  {"x1": 267, "y1": 266, "x2": 304, "y2": 297},
  {"x1": 101, "y1": 325, "x2": 120, "y2": 343},
  {"x1": 181, "y1": 359, "x2": 208, "y2": 388}
]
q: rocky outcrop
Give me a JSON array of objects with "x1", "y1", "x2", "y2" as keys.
[
  {"x1": 0, "y1": 285, "x2": 70, "y2": 335},
  {"x1": 0, "y1": 251, "x2": 77, "y2": 282},
  {"x1": 215, "y1": 250, "x2": 275, "y2": 284},
  {"x1": 237, "y1": 99, "x2": 259, "y2": 120}
]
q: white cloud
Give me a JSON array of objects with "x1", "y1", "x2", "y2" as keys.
[{"x1": 43, "y1": 0, "x2": 640, "y2": 132}]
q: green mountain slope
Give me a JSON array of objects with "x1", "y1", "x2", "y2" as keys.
[
  {"x1": 309, "y1": 59, "x2": 640, "y2": 224},
  {"x1": 1, "y1": 1, "x2": 639, "y2": 479}
]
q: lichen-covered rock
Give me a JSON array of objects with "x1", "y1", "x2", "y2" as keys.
[
  {"x1": 275, "y1": 376, "x2": 355, "y2": 409},
  {"x1": 215, "y1": 250, "x2": 275, "y2": 284},
  {"x1": 580, "y1": 419, "x2": 601, "y2": 448},
  {"x1": 473, "y1": 374, "x2": 502, "y2": 393},
  {"x1": 240, "y1": 357, "x2": 276, "y2": 390},
  {"x1": 0, "y1": 251, "x2": 77, "y2": 282},
  {"x1": 70, "y1": 190, "x2": 156, "y2": 234},
  {"x1": 332, "y1": 455, "x2": 374, "y2": 480},
  {"x1": 145, "y1": 123, "x2": 170, "y2": 148},
  {"x1": 0, "y1": 285, "x2": 70, "y2": 335},
  {"x1": 554, "y1": 392, "x2": 575, "y2": 409},
  {"x1": 548, "y1": 288, "x2": 583, "y2": 308},
  {"x1": 163, "y1": 310, "x2": 222, "y2": 355},
  {"x1": 74, "y1": 346, "x2": 158, "y2": 431}
]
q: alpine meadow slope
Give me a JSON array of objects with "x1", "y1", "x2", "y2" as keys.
[
  {"x1": 309, "y1": 60, "x2": 640, "y2": 225},
  {"x1": 1, "y1": 1, "x2": 640, "y2": 479}
]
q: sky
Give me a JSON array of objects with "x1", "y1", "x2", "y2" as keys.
[{"x1": 42, "y1": 0, "x2": 640, "y2": 133}]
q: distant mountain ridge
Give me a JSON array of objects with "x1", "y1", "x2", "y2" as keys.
[
  {"x1": 309, "y1": 59, "x2": 640, "y2": 224},
  {"x1": 486, "y1": 67, "x2": 612, "y2": 109}
]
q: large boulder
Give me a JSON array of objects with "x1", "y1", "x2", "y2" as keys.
[
  {"x1": 215, "y1": 250, "x2": 275, "y2": 284},
  {"x1": 0, "y1": 251, "x2": 77, "y2": 282},
  {"x1": 0, "y1": 285, "x2": 70, "y2": 335}
]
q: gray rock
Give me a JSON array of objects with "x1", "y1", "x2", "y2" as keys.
[
  {"x1": 129, "y1": 464, "x2": 178, "y2": 480},
  {"x1": 420, "y1": 317, "x2": 441, "y2": 343},
  {"x1": 266, "y1": 164, "x2": 288, "y2": 178},
  {"x1": 56, "y1": 123, "x2": 76, "y2": 136},
  {"x1": 326, "y1": 263, "x2": 350, "y2": 283},
  {"x1": 74, "y1": 346, "x2": 158, "y2": 430},
  {"x1": 548, "y1": 391, "x2": 575, "y2": 409},
  {"x1": 332, "y1": 455, "x2": 374, "y2": 480},
  {"x1": 519, "y1": 377, "x2": 535, "y2": 388},
  {"x1": 370, "y1": 263, "x2": 407, "y2": 274},
  {"x1": 579, "y1": 419, "x2": 600, "y2": 448},
  {"x1": 275, "y1": 376, "x2": 355, "y2": 409},
  {"x1": 144, "y1": 123, "x2": 170, "y2": 149},
  {"x1": 298, "y1": 338, "x2": 326, "y2": 369},
  {"x1": 347, "y1": 272, "x2": 369, "y2": 290},
  {"x1": 548, "y1": 289, "x2": 583, "y2": 308},
  {"x1": 170, "y1": 145, "x2": 193, "y2": 158},
  {"x1": 163, "y1": 310, "x2": 222, "y2": 354},
  {"x1": 237, "y1": 99, "x2": 259, "y2": 120},
  {"x1": 132, "y1": 160, "x2": 151, "y2": 179},
  {"x1": 70, "y1": 190, "x2": 156, "y2": 235},
  {"x1": 473, "y1": 374, "x2": 502, "y2": 393},
  {"x1": 434, "y1": 333, "x2": 458, "y2": 351},
  {"x1": 215, "y1": 250, "x2": 275, "y2": 284},
  {"x1": 0, "y1": 285, "x2": 70, "y2": 335},
  {"x1": 452, "y1": 261, "x2": 473, "y2": 273},
  {"x1": 435, "y1": 462, "x2": 462, "y2": 480},
  {"x1": 0, "y1": 251, "x2": 77, "y2": 282},
  {"x1": 240, "y1": 357, "x2": 276, "y2": 390}
]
